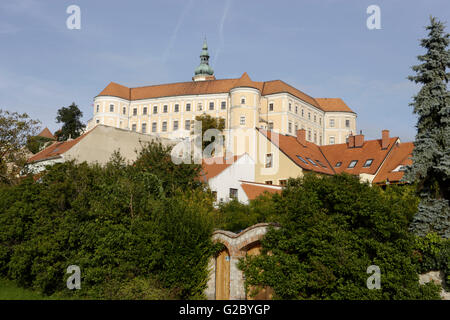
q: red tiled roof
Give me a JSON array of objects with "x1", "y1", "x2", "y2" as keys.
[
  {"x1": 372, "y1": 142, "x2": 414, "y2": 184},
  {"x1": 28, "y1": 131, "x2": 92, "y2": 163},
  {"x1": 315, "y1": 98, "x2": 355, "y2": 113},
  {"x1": 200, "y1": 154, "x2": 243, "y2": 181},
  {"x1": 319, "y1": 137, "x2": 399, "y2": 176},
  {"x1": 97, "y1": 74, "x2": 353, "y2": 114},
  {"x1": 37, "y1": 127, "x2": 56, "y2": 140},
  {"x1": 258, "y1": 129, "x2": 335, "y2": 175},
  {"x1": 241, "y1": 181, "x2": 282, "y2": 200}
]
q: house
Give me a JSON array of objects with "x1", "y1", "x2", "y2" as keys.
[{"x1": 27, "y1": 124, "x2": 174, "y2": 173}]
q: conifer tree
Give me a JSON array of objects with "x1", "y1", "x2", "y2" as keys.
[{"x1": 404, "y1": 17, "x2": 450, "y2": 238}]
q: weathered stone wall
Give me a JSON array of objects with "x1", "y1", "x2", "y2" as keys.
[
  {"x1": 206, "y1": 223, "x2": 277, "y2": 300},
  {"x1": 419, "y1": 270, "x2": 449, "y2": 300}
]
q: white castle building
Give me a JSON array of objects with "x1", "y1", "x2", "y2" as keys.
[{"x1": 87, "y1": 39, "x2": 357, "y2": 146}]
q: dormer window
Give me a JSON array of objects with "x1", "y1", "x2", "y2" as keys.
[
  {"x1": 363, "y1": 159, "x2": 374, "y2": 167},
  {"x1": 348, "y1": 160, "x2": 358, "y2": 168},
  {"x1": 306, "y1": 158, "x2": 317, "y2": 166},
  {"x1": 335, "y1": 161, "x2": 342, "y2": 168},
  {"x1": 296, "y1": 155, "x2": 309, "y2": 165}
]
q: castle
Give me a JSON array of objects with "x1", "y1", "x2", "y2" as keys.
[{"x1": 87, "y1": 39, "x2": 357, "y2": 147}]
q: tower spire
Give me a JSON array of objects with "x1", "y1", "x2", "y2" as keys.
[{"x1": 193, "y1": 38, "x2": 215, "y2": 81}]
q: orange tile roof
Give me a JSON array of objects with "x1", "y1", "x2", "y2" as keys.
[
  {"x1": 258, "y1": 129, "x2": 335, "y2": 175},
  {"x1": 28, "y1": 131, "x2": 92, "y2": 163},
  {"x1": 319, "y1": 137, "x2": 399, "y2": 176},
  {"x1": 200, "y1": 154, "x2": 243, "y2": 181},
  {"x1": 372, "y1": 142, "x2": 414, "y2": 184},
  {"x1": 315, "y1": 98, "x2": 355, "y2": 113},
  {"x1": 97, "y1": 74, "x2": 353, "y2": 114},
  {"x1": 241, "y1": 181, "x2": 282, "y2": 200},
  {"x1": 37, "y1": 127, "x2": 56, "y2": 140}
]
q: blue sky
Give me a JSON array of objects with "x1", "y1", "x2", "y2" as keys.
[{"x1": 0, "y1": 0, "x2": 449, "y2": 141}]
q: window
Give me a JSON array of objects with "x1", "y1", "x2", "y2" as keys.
[
  {"x1": 131, "y1": 124, "x2": 136, "y2": 132},
  {"x1": 302, "y1": 109, "x2": 304, "y2": 117},
  {"x1": 315, "y1": 159, "x2": 327, "y2": 168},
  {"x1": 173, "y1": 121, "x2": 179, "y2": 131},
  {"x1": 240, "y1": 116, "x2": 245, "y2": 126},
  {"x1": 110, "y1": 104, "x2": 114, "y2": 112},
  {"x1": 319, "y1": 118, "x2": 322, "y2": 125},
  {"x1": 265, "y1": 181, "x2": 273, "y2": 185},
  {"x1": 330, "y1": 119, "x2": 335, "y2": 127},
  {"x1": 329, "y1": 136, "x2": 335, "y2": 144},
  {"x1": 221, "y1": 101, "x2": 226, "y2": 110},
  {"x1": 143, "y1": 107, "x2": 147, "y2": 115},
  {"x1": 279, "y1": 179, "x2": 287, "y2": 187},
  {"x1": 288, "y1": 122, "x2": 292, "y2": 133},
  {"x1": 295, "y1": 124, "x2": 298, "y2": 132},
  {"x1": 153, "y1": 106, "x2": 158, "y2": 114},
  {"x1": 295, "y1": 106, "x2": 298, "y2": 114},
  {"x1": 320, "y1": 135, "x2": 322, "y2": 145},
  {"x1": 346, "y1": 119, "x2": 350, "y2": 128},
  {"x1": 268, "y1": 122, "x2": 274, "y2": 130},
  {"x1": 289, "y1": 103, "x2": 292, "y2": 111},
  {"x1": 96, "y1": 119, "x2": 99, "y2": 124},
  {"x1": 314, "y1": 115, "x2": 316, "y2": 122},
  {"x1": 142, "y1": 123, "x2": 147, "y2": 133},
  {"x1": 185, "y1": 120, "x2": 191, "y2": 130},
  {"x1": 174, "y1": 104, "x2": 179, "y2": 112},
  {"x1": 152, "y1": 122, "x2": 157, "y2": 132},
  {"x1": 186, "y1": 103, "x2": 191, "y2": 112},
  {"x1": 335, "y1": 161, "x2": 342, "y2": 168},
  {"x1": 269, "y1": 103, "x2": 274, "y2": 111},
  {"x1": 198, "y1": 103, "x2": 202, "y2": 111},
  {"x1": 265, "y1": 153, "x2": 273, "y2": 168},
  {"x1": 363, "y1": 159, "x2": 374, "y2": 167},
  {"x1": 163, "y1": 105, "x2": 168, "y2": 113},
  {"x1": 314, "y1": 133, "x2": 317, "y2": 143},
  {"x1": 308, "y1": 112, "x2": 311, "y2": 120},
  {"x1": 348, "y1": 160, "x2": 358, "y2": 168},
  {"x1": 306, "y1": 158, "x2": 317, "y2": 166},
  {"x1": 133, "y1": 108, "x2": 137, "y2": 116},
  {"x1": 96, "y1": 105, "x2": 99, "y2": 113},
  {"x1": 229, "y1": 188, "x2": 238, "y2": 199},
  {"x1": 308, "y1": 130, "x2": 311, "y2": 141},
  {"x1": 209, "y1": 102, "x2": 214, "y2": 110},
  {"x1": 241, "y1": 97, "x2": 245, "y2": 104},
  {"x1": 123, "y1": 107, "x2": 126, "y2": 115},
  {"x1": 162, "y1": 121, "x2": 167, "y2": 132},
  {"x1": 296, "y1": 155, "x2": 309, "y2": 165}
]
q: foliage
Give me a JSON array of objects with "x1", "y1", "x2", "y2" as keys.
[
  {"x1": 193, "y1": 114, "x2": 225, "y2": 153},
  {"x1": 0, "y1": 143, "x2": 218, "y2": 299},
  {"x1": 215, "y1": 193, "x2": 279, "y2": 233},
  {"x1": 55, "y1": 102, "x2": 85, "y2": 141},
  {"x1": 0, "y1": 109, "x2": 40, "y2": 186},
  {"x1": 403, "y1": 16, "x2": 450, "y2": 238},
  {"x1": 26, "y1": 135, "x2": 54, "y2": 154},
  {"x1": 238, "y1": 174, "x2": 442, "y2": 300}
]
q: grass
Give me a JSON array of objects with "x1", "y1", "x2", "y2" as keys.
[{"x1": 0, "y1": 278, "x2": 56, "y2": 300}]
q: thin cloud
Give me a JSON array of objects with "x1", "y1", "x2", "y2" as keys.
[
  {"x1": 213, "y1": 0, "x2": 232, "y2": 66},
  {"x1": 162, "y1": 0, "x2": 194, "y2": 63}
]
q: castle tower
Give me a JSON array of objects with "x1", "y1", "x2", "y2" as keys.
[{"x1": 193, "y1": 38, "x2": 216, "y2": 81}]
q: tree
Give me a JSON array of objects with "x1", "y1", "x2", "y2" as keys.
[
  {"x1": 238, "y1": 174, "x2": 441, "y2": 299},
  {"x1": 0, "y1": 109, "x2": 40, "y2": 185},
  {"x1": 193, "y1": 114, "x2": 225, "y2": 154},
  {"x1": 403, "y1": 17, "x2": 450, "y2": 238},
  {"x1": 55, "y1": 102, "x2": 85, "y2": 141}
]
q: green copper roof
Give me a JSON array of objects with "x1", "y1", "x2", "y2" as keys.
[{"x1": 195, "y1": 39, "x2": 214, "y2": 76}]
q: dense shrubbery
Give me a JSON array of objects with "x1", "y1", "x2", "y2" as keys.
[
  {"x1": 237, "y1": 174, "x2": 444, "y2": 299},
  {"x1": 0, "y1": 142, "x2": 219, "y2": 299}
]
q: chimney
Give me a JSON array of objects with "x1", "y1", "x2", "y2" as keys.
[
  {"x1": 348, "y1": 133, "x2": 355, "y2": 148},
  {"x1": 381, "y1": 130, "x2": 389, "y2": 149},
  {"x1": 296, "y1": 129, "x2": 306, "y2": 146},
  {"x1": 354, "y1": 130, "x2": 364, "y2": 148}
]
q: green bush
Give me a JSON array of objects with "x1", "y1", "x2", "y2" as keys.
[
  {"x1": 0, "y1": 143, "x2": 218, "y2": 299},
  {"x1": 238, "y1": 174, "x2": 442, "y2": 300}
]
